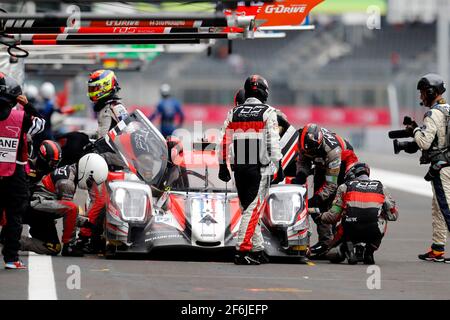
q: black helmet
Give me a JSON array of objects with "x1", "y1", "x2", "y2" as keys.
[
  {"x1": 234, "y1": 88, "x2": 246, "y2": 106},
  {"x1": 244, "y1": 75, "x2": 269, "y2": 103},
  {"x1": 0, "y1": 72, "x2": 22, "y2": 121},
  {"x1": 345, "y1": 162, "x2": 370, "y2": 181},
  {"x1": 38, "y1": 140, "x2": 62, "y2": 169},
  {"x1": 299, "y1": 123, "x2": 323, "y2": 155},
  {"x1": 417, "y1": 73, "x2": 446, "y2": 107}
]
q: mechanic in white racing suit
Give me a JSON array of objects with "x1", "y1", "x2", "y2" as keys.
[
  {"x1": 310, "y1": 163, "x2": 398, "y2": 265},
  {"x1": 234, "y1": 87, "x2": 296, "y2": 180},
  {"x1": 218, "y1": 75, "x2": 282, "y2": 265},
  {"x1": 21, "y1": 153, "x2": 108, "y2": 257}
]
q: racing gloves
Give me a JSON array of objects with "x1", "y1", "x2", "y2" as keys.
[
  {"x1": 218, "y1": 163, "x2": 231, "y2": 182},
  {"x1": 307, "y1": 208, "x2": 322, "y2": 223}
]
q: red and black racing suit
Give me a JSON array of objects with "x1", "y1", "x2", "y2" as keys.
[
  {"x1": 296, "y1": 127, "x2": 359, "y2": 245},
  {"x1": 21, "y1": 164, "x2": 106, "y2": 254},
  {"x1": 320, "y1": 178, "x2": 398, "y2": 253},
  {"x1": 25, "y1": 165, "x2": 79, "y2": 250}
]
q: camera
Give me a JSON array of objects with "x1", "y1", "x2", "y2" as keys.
[
  {"x1": 392, "y1": 139, "x2": 419, "y2": 155},
  {"x1": 388, "y1": 116, "x2": 419, "y2": 154}
]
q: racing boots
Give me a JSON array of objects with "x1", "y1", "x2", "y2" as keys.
[
  {"x1": 327, "y1": 244, "x2": 346, "y2": 264},
  {"x1": 344, "y1": 242, "x2": 358, "y2": 265},
  {"x1": 418, "y1": 248, "x2": 445, "y2": 262},
  {"x1": 252, "y1": 251, "x2": 270, "y2": 264},
  {"x1": 62, "y1": 243, "x2": 85, "y2": 257},
  {"x1": 234, "y1": 251, "x2": 264, "y2": 265},
  {"x1": 75, "y1": 236, "x2": 105, "y2": 254},
  {"x1": 309, "y1": 241, "x2": 330, "y2": 260},
  {"x1": 363, "y1": 247, "x2": 376, "y2": 265}
]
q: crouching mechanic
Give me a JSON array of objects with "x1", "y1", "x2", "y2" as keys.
[
  {"x1": 20, "y1": 153, "x2": 108, "y2": 256},
  {"x1": 218, "y1": 75, "x2": 282, "y2": 265},
  {"x1": 310, "y1": 163, "x2": 398, "y2": 264}
]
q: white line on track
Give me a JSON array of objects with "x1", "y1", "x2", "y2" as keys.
[
  {"x1": 28, "y1": 252, "x2": 57, "y2": 300},
  {"x1": 371, "y1": 167, "x2": 432, "y2": 198}
]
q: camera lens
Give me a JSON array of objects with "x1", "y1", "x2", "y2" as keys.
[{"x1": 393, "y1": 139, "x2": 401, "y2": 154}]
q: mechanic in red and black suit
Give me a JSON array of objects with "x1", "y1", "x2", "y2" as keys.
[
  {"x1": 22, "y1": 153, "x2": 108, "y2": 257},
  {"x1": 295, "y1": 123, "x2": 359, "y2": 258},
  {"x1": 0, "y1": 73, "x2": 46, "y2": 269},
  {"x1": 219, "y1": 75, "x2": 282, "y2": 265},
  {"x1": 310, "y1": 163, "x2": 398, "y2": 265}
]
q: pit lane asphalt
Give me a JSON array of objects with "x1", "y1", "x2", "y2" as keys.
[{"x1": 1, "y1": 151, "x2": 450, "y2": 300}]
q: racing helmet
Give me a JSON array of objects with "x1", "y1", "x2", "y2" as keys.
[
  {"x1": 77, "y1": 153, "x2": 108, "y2": 190},
  {"x1": 417, "y1": 73, "x2": 446, "y2": 107},
  {"x1": 88, "y1": 69, "x2": 120, "y2": 102},
  {"x1": 40, "y1": 82, "x2": 55, "y2": 100},
  {"x1": 0, "y1": 72, "x2": 22, "y2": 121},
  {"x1": 244, "y1": 75, "x2": 269, "y2": 103},
  {"x1": 160, "y1": 83, "x2": 171, "y2": 98},
  {"x1": 345, "y1": 162, "x2": 370, "y2": 181},
  {"x1": 38, "y1": 140, "x2": 62, "y2": 169},
  {"x1": 24, "y1": 84, "x2": 39, "y2": 101},
  {"x1": 234, "y1": 88, "x2": 246, "y2": 106},
  {"x1": 299, "y1": 123, "x2": 323, "y2": 155}
]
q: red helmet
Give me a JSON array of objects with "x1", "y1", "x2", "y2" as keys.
[
  {"x1": 299, "y1": 123, "x2": 323, "y2": 155},
  {"x1": 39, "y1": 140, "x2": 62, "y2": 169}
]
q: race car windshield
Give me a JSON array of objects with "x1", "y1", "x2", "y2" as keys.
[{"x1": 107, "y1": 111, "x2": 168, "y2": 186}]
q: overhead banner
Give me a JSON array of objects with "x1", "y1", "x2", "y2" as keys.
[{"x1": 131, "y1": 104, "x2": 391, "y2": 127}]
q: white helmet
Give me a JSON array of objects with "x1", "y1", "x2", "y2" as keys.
[
  {"x1": 160, "y1": 83, "x2": 171, "y2": 97},
  {"x1": 40, "y1": 82, "x2": 56, "y2": 100},
  {"x1": 24, "y1": 84, "x2": 39, "y2": 100},
  {"x1": 77, "y1": 153, "x2": 108, "y2": 190}
]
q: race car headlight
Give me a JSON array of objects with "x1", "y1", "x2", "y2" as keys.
[
  {"x1": 112, "y1": 183, "x2": 151, "y2": 223},
  {"x1": 268, "y1": 193, "x2": 302, "y2": 225}
]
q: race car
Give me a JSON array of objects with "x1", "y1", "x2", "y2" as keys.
[{"x1": 100, "y1": 110, "x2": 310, "y2": 262}]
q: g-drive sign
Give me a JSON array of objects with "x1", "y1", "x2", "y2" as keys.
[{"x1": 0, "y1": 137, "x2": 19, "y2": 163}]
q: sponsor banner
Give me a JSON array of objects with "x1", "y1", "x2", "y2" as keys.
[
  {"x1": 0, "y1": 137, "x2": 19, "y2": 163},
  {"x1": 130, "y1": 105, "x2": 391, "y2": 127}
]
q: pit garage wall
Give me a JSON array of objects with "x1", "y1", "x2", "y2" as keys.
[{"x1": 131, "y1": 104, "x2": 396, "y2": 154}]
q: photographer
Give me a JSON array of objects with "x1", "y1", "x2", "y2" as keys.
[{"x1": 406, "y1": 73, "x2": 450, "y2": 262}]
